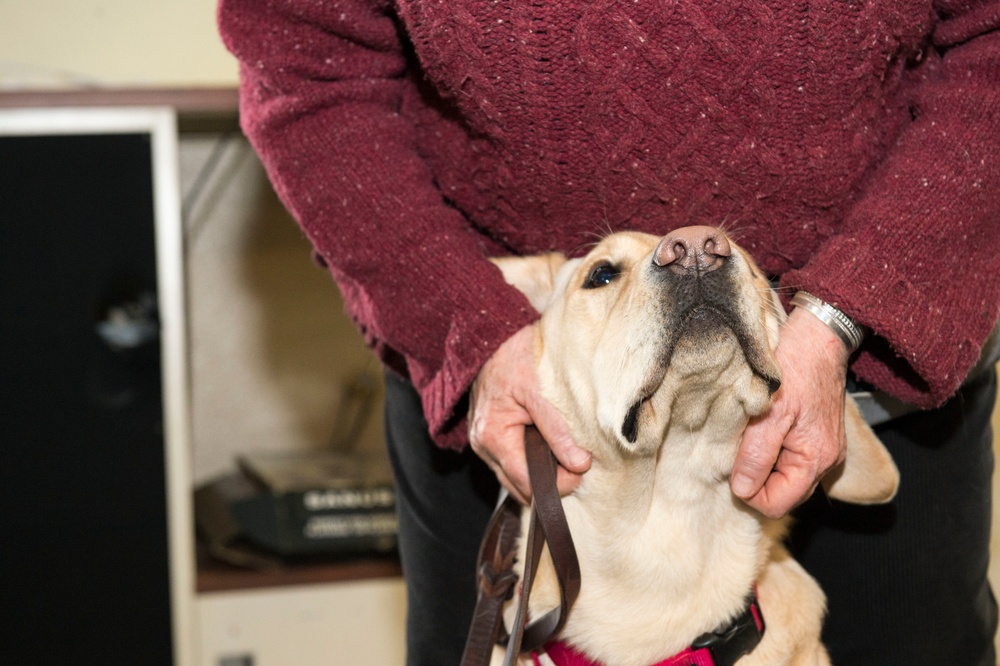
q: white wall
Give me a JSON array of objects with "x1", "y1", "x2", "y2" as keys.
[
  {"x1": 0, "y1": 0, "x2": 238, "y2": 88},
  {"x1": 180, "y1": 134, "x2": 388, "y2": 485}
]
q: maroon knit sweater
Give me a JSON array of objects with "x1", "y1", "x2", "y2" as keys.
[{"x1": 219, "y1": 0, "x2": 1000, "y2": 450}]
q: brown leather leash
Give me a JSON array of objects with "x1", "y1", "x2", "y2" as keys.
[{"x1": 460, "y1": 426, "x2": 582, "y2": 666}]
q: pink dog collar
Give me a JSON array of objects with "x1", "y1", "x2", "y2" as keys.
[{"x1": 532, "y1": 589, "x2": 764, "y2": 666}]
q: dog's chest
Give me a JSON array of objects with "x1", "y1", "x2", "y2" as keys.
[{"x1": 539, "y1": 489, "x2": 767, "y2": 666}]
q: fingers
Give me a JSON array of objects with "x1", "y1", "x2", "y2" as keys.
[
  {"x1": 731, "y1": 402, "x2": 816, "y2": 519},
  {"x1": 468, "y1": 327, "x2": 535, "y2": 501},
  {"x1": 736, "y1": 438, "x2": 822, "y2": 519},
  {"x1": 730, "y1": 413, "x2": 786, "y2": 501},
  {"x1": 471, "y1": 416, "x2": 589, "y2": 503},
  {"x1": 470, "y1": 422, "x2": 532, "y2": 504},
  {"x1": 468, "y1": 325, "x2": 590, "y2": 503},
  {"x1": 731, "y1": 308, "x2": 850, "y2": 518},
  {"x1": 470, "y1": 407, "x2": 588, "y2": 503},
  {"x1": 527, "y1": 393, "x2": 591, "y2": 495}
]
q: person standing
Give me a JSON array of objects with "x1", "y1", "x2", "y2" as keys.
[{"x1": 219, "y1": 1, "x2": 1000, "y2": 663}]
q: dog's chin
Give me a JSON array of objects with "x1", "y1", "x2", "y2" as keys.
[
  {"x1": 617, "y1": 317, "x2": 778, "y2": 450},
  {"x1": 674, "y1": 306, "x2": 780, "y2": 386}
]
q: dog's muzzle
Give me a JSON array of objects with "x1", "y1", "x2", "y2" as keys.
[{"x1": 649, "y1": 225, "x2": 781, "y2": 396}]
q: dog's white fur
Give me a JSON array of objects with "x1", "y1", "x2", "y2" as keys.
[{"x1": 488, "y1": 230, "x2": 899, "y2": 666}]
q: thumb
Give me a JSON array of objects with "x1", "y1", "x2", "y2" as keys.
[
  {"x1": 526, "y1": 396, "x2": 592, "y2": 496},
  {"x1": 530, "y1": 397, "x2": 591, "y2": 474},
  {"x1": 731, "y1": 417, "x2": 784, "y2": 499}
]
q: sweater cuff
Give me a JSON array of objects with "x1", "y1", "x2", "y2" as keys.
[
  {"x1": 420, "y1": 298, "x2": 539, "y2": 450},
  {"x1": 783, "y1": 235, "x2": 986, "y2": 408}
]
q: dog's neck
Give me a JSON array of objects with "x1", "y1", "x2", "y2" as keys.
[
  {"x1": 575, "y1": 419, "x2": 767, "y2": 577},
  {"x1": 556, "y1": 409, "x2": 772, "y2": 666}
]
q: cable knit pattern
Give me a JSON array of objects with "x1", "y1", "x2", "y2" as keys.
[{"x1": 219, "y1": 0, "x2": 1000, "y2": 449}]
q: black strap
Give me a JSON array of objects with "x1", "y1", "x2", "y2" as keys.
[{"x1": 691, "y1": 589, "x2": 766, "y2": 666}]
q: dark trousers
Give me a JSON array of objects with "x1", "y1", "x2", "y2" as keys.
[
  {"x1": 383, "y1": 369, "x2": 998, "y2": 666},
  {"x1": 384, "y1": 372, "x2": 501, "y2": 666},
  {"x1": 791, "y1": 369, "x2": 998, "y2": 666}
]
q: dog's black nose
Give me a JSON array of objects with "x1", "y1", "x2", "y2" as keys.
[{"x1": 653, "y1": 226, "x2": 731, "y2": 273}]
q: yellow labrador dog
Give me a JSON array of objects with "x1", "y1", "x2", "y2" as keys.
[{"x1": 489, "y1": 227, "x2": 899, "y2": 666}]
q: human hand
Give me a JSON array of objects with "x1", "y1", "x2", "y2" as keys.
[
  {"x1": 730, "y1": 308, "x2": 851, "y2": 518},
  {"x1": 468, "y1": 324, "x2": 592, "y2": 504}
]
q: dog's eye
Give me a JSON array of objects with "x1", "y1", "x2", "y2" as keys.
[{"x1": 584, "y1": 263, "x2": 620, "y2": 289}]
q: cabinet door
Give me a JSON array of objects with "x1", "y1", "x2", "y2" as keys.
[{"x1": 0, "y1": 108, "x2": 194, "y2": 666}]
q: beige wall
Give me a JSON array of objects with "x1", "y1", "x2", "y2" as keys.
[{"x1": 0, "y1": 0, "x2": 238, "y2": 88}]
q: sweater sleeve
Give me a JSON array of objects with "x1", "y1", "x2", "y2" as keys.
[
  {"x1": 782, "y1": 0, "x2": 1000, "y2": 408},
  {"x1": 217, "y1": 0, "x2": 538, "y2": 449}
]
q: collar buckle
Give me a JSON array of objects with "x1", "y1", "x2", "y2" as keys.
[{"x1": 690, "y1": 591, "x2": 766, "y2": 666}]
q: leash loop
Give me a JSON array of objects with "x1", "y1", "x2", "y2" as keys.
[{"x1": 461, "y1": 426, "x2": 582, "y2": 666}]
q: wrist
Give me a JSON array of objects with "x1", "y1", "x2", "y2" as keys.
[{"x1": 790, "y1": 291, "x2": 866, "y2": 354}]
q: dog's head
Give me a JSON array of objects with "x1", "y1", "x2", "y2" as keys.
[
  {"x1": 495, "y1": 228, "x2": 781, "y2": 456},
  {"x1": 493, "y1": 227, "x2": 898, "y2": 504}
]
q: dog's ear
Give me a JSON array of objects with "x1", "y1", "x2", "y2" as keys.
[
  {"x1": 490, "y1": 253, "x2": 569, "y2": 313},
  {"x1": 820, "y1": 396, "x2": 899, "y2": 504}
]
